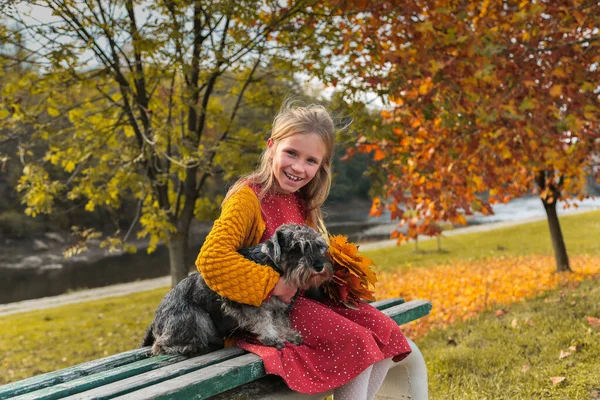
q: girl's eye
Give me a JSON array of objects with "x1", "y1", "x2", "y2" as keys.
[
  {"x1": 308, "y1": 159, "x2": 317, "y2": 164},
  {"x1": 286, "y1": 151, "x2": 296, "y2": 157}
]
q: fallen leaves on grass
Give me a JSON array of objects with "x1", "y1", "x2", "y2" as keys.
[
  {"x1": 585, "y1": 316, "x2": 600, "y2": 328},
  {"x1": 374, "y1": 255, "x2": 600, "y2": 338},
  {"x1": 551, "y1": 376, "x2": 566, "y2": 385},
  {"x1": 559, "y1": 350, "x2": 571, "y2": 359}
]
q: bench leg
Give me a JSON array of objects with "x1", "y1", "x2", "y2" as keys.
[{"x1": 375, "y1": 338, "x2": 428, "y2": 400}]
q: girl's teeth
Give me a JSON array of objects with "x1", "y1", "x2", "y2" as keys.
[{"x1": 285, "y1": 172, "x2": 301, "y2": 181}]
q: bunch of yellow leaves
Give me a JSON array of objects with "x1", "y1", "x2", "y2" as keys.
[{"x1": 323, "y1": 234, "x2": 378, "y2": 308}]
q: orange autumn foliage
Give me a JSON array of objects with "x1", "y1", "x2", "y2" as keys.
[
  {"x1": 301, "y1": 0, "x2": 600, "y2": 272},
  {"x1": 373, "y1": 255, "x2": 600, "y2": 339},
  {"x1": 323, "y1": 234, "x2": 378, "y2": 307}
]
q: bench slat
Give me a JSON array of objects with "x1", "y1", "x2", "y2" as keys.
[
  {"x1": 60, "y1": 347, "x2": 247, "y2": 400},
  {"x1": 9, "y1": 355, "x2": 185, "y2": 400},
  {"x1": 382, "y1": 300, "x2": 432, "y2": 326},
  {"x1": 112, "y1": 353, "x2": 265, "y2": 400},
  {"x1": 368, "y1": 298, "x2": 404, "y2": 310},
  {"x1": 0, "y1": 348, "x2": 152, "y2": 400},
  {"x1": 114, "y1": 299, "x2": 431, "y2": 400}
]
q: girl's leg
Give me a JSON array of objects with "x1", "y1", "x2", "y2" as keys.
[
  {"x1": 333, "y1": 364, "x2": 373, "y2": 400},
  {"x1": 367, "y1": 338, "x2": 429, "y2": 400},
  {"x1": 366, "y1": 357, "x2": 394, "y2": 400}
]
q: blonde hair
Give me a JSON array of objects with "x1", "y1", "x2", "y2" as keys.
[{"x1": 224, "y1": 101, "x2": 336, "y2": 233}]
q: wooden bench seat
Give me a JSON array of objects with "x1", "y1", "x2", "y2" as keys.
[{"x1": 0, "y1": 298, "x2": 432, "y2": 400}]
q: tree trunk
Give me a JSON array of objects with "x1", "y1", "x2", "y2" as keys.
[
  {"x1": 541, "y1": 198, "x2": 571, "y2": 272},
  {"x1": 167, "y1": 231, "x2": 189, "y2": 287}
]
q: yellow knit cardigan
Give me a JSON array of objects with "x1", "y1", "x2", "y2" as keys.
[{"x1": 195, "y1": 186, "x2": 280, "y2": 307}]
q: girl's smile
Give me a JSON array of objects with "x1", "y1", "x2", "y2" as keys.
[{"x1": 269, "y1": 133, "x2": 326, "y2": 194}]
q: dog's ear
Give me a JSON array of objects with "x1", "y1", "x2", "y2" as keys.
[{"x1": 261, "y1": 231, "x2": 282, "y2": 265}]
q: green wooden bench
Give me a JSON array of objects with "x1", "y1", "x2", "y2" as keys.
[{"x1": 0, "y1": 298, "x2": 432, "y2": 400}]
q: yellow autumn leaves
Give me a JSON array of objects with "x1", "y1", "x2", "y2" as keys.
[
  {"x1": 374, "y1": 255, "x2": 600, "y2": 338},
  {"x1": 324, "y1": 234, "x2": 378, "y2": 307}
]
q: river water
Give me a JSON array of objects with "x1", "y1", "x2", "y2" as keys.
[
  {"x1": 469, "y1": 196, "x2": 600, "y2": 224},
  {"x1": 327, "y1": 195, "x2": 600, "y2": 242}
]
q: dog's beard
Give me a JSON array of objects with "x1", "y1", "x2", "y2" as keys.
[
  {"x1": 285, "y1": 263, "x2": 333, "y2": 290},
  {"x1": 306, "y1": 273, "x2": 330, "y2": 288}
]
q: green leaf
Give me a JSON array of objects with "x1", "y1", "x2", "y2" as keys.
[
  {"x1": 481, "y1": 42, "x2": 505, "y2": 57},
  {"x1": 580, "y1": 82, "x2": 595, "y2": 92},
  {"x1": 519, "y1": 97, "x2": 535, "y2": 111}
]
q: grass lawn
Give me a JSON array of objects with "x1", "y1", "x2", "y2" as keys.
[
  {"x1": 1, "y1": 210, "x2": 599, "y2": 395},
  {"x1": 420, "y1": 275, "x2": 600, "y2": 399},
  {"x1": 0, "y1": 288, "x2": 167, "y2": 384},
  {"x1": 365, "y1": 210, "x2": 600, "y2": 271}
]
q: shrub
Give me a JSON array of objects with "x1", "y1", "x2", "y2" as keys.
[{"x1": 0, "y1": 210, "x2": 43, "y2": 239}]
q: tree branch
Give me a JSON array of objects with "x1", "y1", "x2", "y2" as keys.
[
  {"x1": 123, "y1": 197, "x2": 143, "y2": 242},
  {"x1": 194, "y1": 52, "x2": 263, "y2": 194}
]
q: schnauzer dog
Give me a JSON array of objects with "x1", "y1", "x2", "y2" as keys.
[{"x1": 142, "y1": 223, "x2": 333, "y2": 356}]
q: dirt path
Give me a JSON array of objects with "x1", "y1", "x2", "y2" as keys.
[
  {"x1": 0, "y1": 277, "x2": 170, "y2": 317},
  {"x1": 2, "y1": 208, "x2": 597, "y2": 317}
]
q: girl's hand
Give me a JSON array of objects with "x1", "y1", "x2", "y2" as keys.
[{"x1": 271, "y1": 277, "x2": 298, "y2": 303}]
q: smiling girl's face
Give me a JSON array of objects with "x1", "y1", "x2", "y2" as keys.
[{"x1": 268, "y1": 133, "x2": 327, "y2": 194}]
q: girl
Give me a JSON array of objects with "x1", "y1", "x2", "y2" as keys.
[{"x1": 196, "y1": 102, "x2": 412, "y2": 399}]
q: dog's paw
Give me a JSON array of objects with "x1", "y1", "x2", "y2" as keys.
[
  {"x1": 287, "y1": 330, "x2": 303, "y2": 346},
  {"x1": 268, "y1": 339, "x2": 286, "y2": 349},
  {"x1": 274, "y1": 340, "x2": 286, "y2": 350},
  {"x1": 260, "y1": 336, "x2": 286, "y2": 349}
]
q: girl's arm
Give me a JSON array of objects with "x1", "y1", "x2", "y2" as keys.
[{"x1": 195, "y1": 186, "x2": 280, "y2": 307}]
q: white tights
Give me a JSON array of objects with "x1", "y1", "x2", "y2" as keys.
[{"x1": 333, "y1": 357, "x2": 394, "y2": 400}]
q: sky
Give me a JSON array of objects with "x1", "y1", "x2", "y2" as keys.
[{"x1": 5, "y1": 2, "x2": 385, "y2": 109}]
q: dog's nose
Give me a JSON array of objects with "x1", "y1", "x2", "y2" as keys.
[{"x1": 314, "y1": 262, "x2": 324, "y2": 273}]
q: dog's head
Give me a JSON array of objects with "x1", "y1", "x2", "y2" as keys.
[{"x1": 261, "y1": 224, "x2": 333, "y2": 289}]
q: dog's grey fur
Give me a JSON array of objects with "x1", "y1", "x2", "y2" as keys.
[{"x1": 142, "y1": 224, "x2": 333, "y2": 356}]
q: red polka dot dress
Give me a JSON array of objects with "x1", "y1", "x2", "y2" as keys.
[{"x1": 237, "y1": 186, "x2": 412, "y2": 394}]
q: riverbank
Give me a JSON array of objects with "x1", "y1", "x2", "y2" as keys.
[{"x1": 0, "y1": 221, "x2": 212, "y2": 304}]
